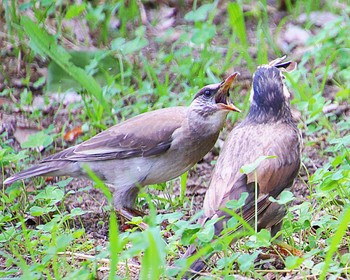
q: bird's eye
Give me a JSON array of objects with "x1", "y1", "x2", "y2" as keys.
[{"x1": 204, "y1": 90, "x2": 211, "y2": 97}]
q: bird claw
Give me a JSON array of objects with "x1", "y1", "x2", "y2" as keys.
[{"x1": 118, "y1": 208, "x2": 149, "y2": 231}]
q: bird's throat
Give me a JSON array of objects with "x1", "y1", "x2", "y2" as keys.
[{"x1": 247, "y1": 101, "x2": 293, "y2": 124}]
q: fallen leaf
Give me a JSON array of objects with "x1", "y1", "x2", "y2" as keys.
[
  {"x1": 14, "y1": 127, "x2": 41, "y2": 146},
  {"x1": 64, "y1": 126, "x2": 83, "y2": 142}
]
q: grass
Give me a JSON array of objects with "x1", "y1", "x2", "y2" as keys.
[{"x1": 1, "y1": 0, "x2": 349, "y2": 279}]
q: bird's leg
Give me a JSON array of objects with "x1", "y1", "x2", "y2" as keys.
[
  {"x1": 111, "y1": 185, "x2": 148, "y2": 230},
  {"x1": 257, "y1": 203, "x2": 303, "y2": 257},
  {"x1": 272, "y1": 221, "x2": 303, "y2": 258}
]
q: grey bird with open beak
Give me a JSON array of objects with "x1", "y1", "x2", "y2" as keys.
[
  {"x1": 184, "y1": 57, "x2": 301, "y2": 273},
  {"x1": 4, "y1": 73, "x2": 240, "y2": 218}
]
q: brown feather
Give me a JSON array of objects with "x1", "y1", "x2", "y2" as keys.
[
  {"x1": 185, "y1": 60, "x2": 302, "y2": 274},
  {"x1": 204, "y1": 120, "x2": 301, "y2": 223},
  {"x1": 42, "y1": 107, "x2": 187, "y2": 162}
]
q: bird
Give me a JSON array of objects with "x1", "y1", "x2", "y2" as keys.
[
  {"x1": 4, "y1": 73, "x2": 240, "y2": 219},
  {"x1": 183, "y1": 56, "x2": 301, "y2": 273}
]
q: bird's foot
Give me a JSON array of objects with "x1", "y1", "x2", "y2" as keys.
[
  {"x1": 273, "y1": 240, "x2": 303, "y2": 257},
  {"x1": 118, "y1": 207, "x2": 149, "y2": 231},
  {"x1": 257, "y1": 242, "x2": 303, "y2": 270}
]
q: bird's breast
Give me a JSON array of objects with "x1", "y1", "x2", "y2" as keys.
[{"x1": 143, "y1": 130, "x2": 219, "y2": 185}]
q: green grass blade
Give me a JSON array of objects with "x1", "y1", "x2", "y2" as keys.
[
  {"x1": 320, "y1": 205, "x2": 350, "y2": 280},
  {"x1": 227, "y1": 3, "x2": 248, "y2": 48},
  {"x1": 20, "y1": 16, "x2": 109, "y2": 115},
  {"x1": 227, "y1": 3, "x2": 254, "y2": 70}
]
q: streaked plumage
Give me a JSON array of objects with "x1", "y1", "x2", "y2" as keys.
[
  {"x1": 185, "y1": 57, "x2": 301, "y2": 272},
  {"x1": 4, "y1": 73, "x2": 240, "y2": 211}
]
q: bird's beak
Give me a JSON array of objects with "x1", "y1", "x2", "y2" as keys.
[{"x1": 215, "y1": 72, "x2": 241, "y2": 112}]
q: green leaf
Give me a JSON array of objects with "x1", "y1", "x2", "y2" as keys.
[
  {"x1": 127, "y1": 216, "x2": 143, "y2": 226},
  {"x1": 216, "y1": 253, "x2": 240, "y2": 269},
  {"x1": 237, "y1": 251, "x2": 259, "y2": 272},
  {"x1": 34, "y1": 186, "x2": 64, "y2": 205},
  {"x1": 226, "y1": 192, "x2": 249, "y2": 210},
  {"x1": 196, "y1": 223, "x2": 215, "y2": 243},
  {"x1": 320, "y1": 206, "x2": 350, "y2": 280},
  {"x1": 191, "y1": 25, "x2": 216, "y2": 45},
  {"x1": 47, "y1": 50, "x2": 119, "y2": 93},
  {"x1": 21, "y1": 16, "x2": 109, "y2": 115},
  {"x1": 140, "y1": 227, "x2": 166, "y2": 279},
  {"x1": 184, "y1": 3, "x2": 215, "y2": 22},
  {"x1": 72, "y1": 228, "x2": 85, "y2": 239},
  {"x1": 240, "y1": 155, "x2": 277, "y2": 174},
  {"x1": 156, "y1": 212, "x2": 183, "y2": 225},
  {"x1": 65, "y1": 3, "x2": 86, "y2": 19},
  {"x1": 70, "y1": 208, "x2": 86, "y2": 217},
  {"x1": 285, "y1": 256, "x2": 304, "y2": 269},
  {"x1": 227, "y1": 3, "x2": 248, "y2": 47},
  {"x1": 21, "y1": 131, "x2": 53, "y2": 149},
  {"x1": 227, "y1": 217, "x2": 238, "y2": 229},
  {"x1": 181, "y1": 227, "x2": 201, "y2": 245},
  {"x1": 0, "y1": 227, "x2": 16, "y2": 243},
  {"x1": 269, "y1": 190, "x2": 295, "y2": 205},
  {"x1": 29, "y1": 206, "x2": 45, "y2": 216},
  {"x1": 246, "y1": 229, "x2": 271, "y2": 248},
  {"x1": 56, "y1": 234, "x2": 74, "y2": 251},
  {"x1": 111, "y1": 37, "x2": 148, "y2": 55}
]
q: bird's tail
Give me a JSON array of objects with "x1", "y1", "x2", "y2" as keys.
[
  {"x1": 183, "y1": 244, "x2": 211, "y2": 276},
  {"x1": 3, "y1": 163, "x2": 65, "y2": 185},
  {"x1": 181, "y1": 216, "x2": 214, "y2": 277}
]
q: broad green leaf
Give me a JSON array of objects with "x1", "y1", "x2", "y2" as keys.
[
  {"x1": 191, "y1": 25, "x2": 216, "y2": 45},
  {"x1": 111, "y1": 37, "x2": 148, "y2": 55},
  {"x1": 21, "y1": 131, "x2": 53, "y2": 149},
  {"x1": 227, "y1": 217, "x2": 238, "y2": 229},
  {"x1": 269, "y1": 190, "x2": 295, "y2": 205},
  {"x1": 156, "y1": 212, "x2": 183, "y2": 225},
  {"x1": 240, "y1": 155, "x2": 276, "y2": 174},
  {"x1": 285, "y1": 256, "x2": 304, "y2": 269},
  {"x1": 197, "y1": 223, "x2": 215, "y2": 243},
  {"x1": 216, "y1": 253, "x2": 240, "y2": 269},
  {"x1": 246, "y1": 229, "x2": 271, "y2": 248},
  {"x1": 29, "y1": 206, "x2": 46, "y2": 216},
  {"x1": 184, "y1": 3, "x2": 215, "y2": 22},
  {"x1": 226, "y1": 192, "x2": 249, "y2": 210},
  {"x1": 72, "y1": 229, "x2": 85, "y2": 239},
  {"x1": 56, "y1": 234, "x2": 74, "y2": 251},
  {"x1": 237, "y1": 251, "x2": 259, "y2": 272},
  {"x1": 47, "y1": 50, "x2": 119, "y2": 92},
  {"x1": 21, "y1": 16, "x2": 109, "y2": 114},
  {"x1": 70, "y1": 208, "x2": 86, "y2": 217}
]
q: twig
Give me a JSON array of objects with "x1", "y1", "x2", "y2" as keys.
[{"x1": 57, "y1": 251, "x2": 142, "y2": 270}]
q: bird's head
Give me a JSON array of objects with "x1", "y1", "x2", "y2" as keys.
[
  {"x1": 188, "y1": 72, "x2": 240, "y2": 135},
  {"x1": 248, "y1": 56, "x2": 297, "y2": 122},
  {"x1": 191, "y1": 72, "x2": 241, "y2": 117}
]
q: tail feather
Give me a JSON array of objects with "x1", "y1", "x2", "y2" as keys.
[
  {"x1": 183, "y1": 244, "x2": 210, "y2": 277},
  {"x1": 4, "y1": 163, "x2": 66, "y2": 185}
]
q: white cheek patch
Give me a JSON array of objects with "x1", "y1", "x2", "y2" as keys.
[{"x1": 249, "y1": 87, "x2": 254, "y2": 103}]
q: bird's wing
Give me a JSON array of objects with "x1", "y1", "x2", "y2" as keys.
[
  {"x1": 203, "y1": 121, "x2": 301, "y2": 220},
  {"x1": 42, "y1": 107, "x2": 187, "y2": 162}
]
